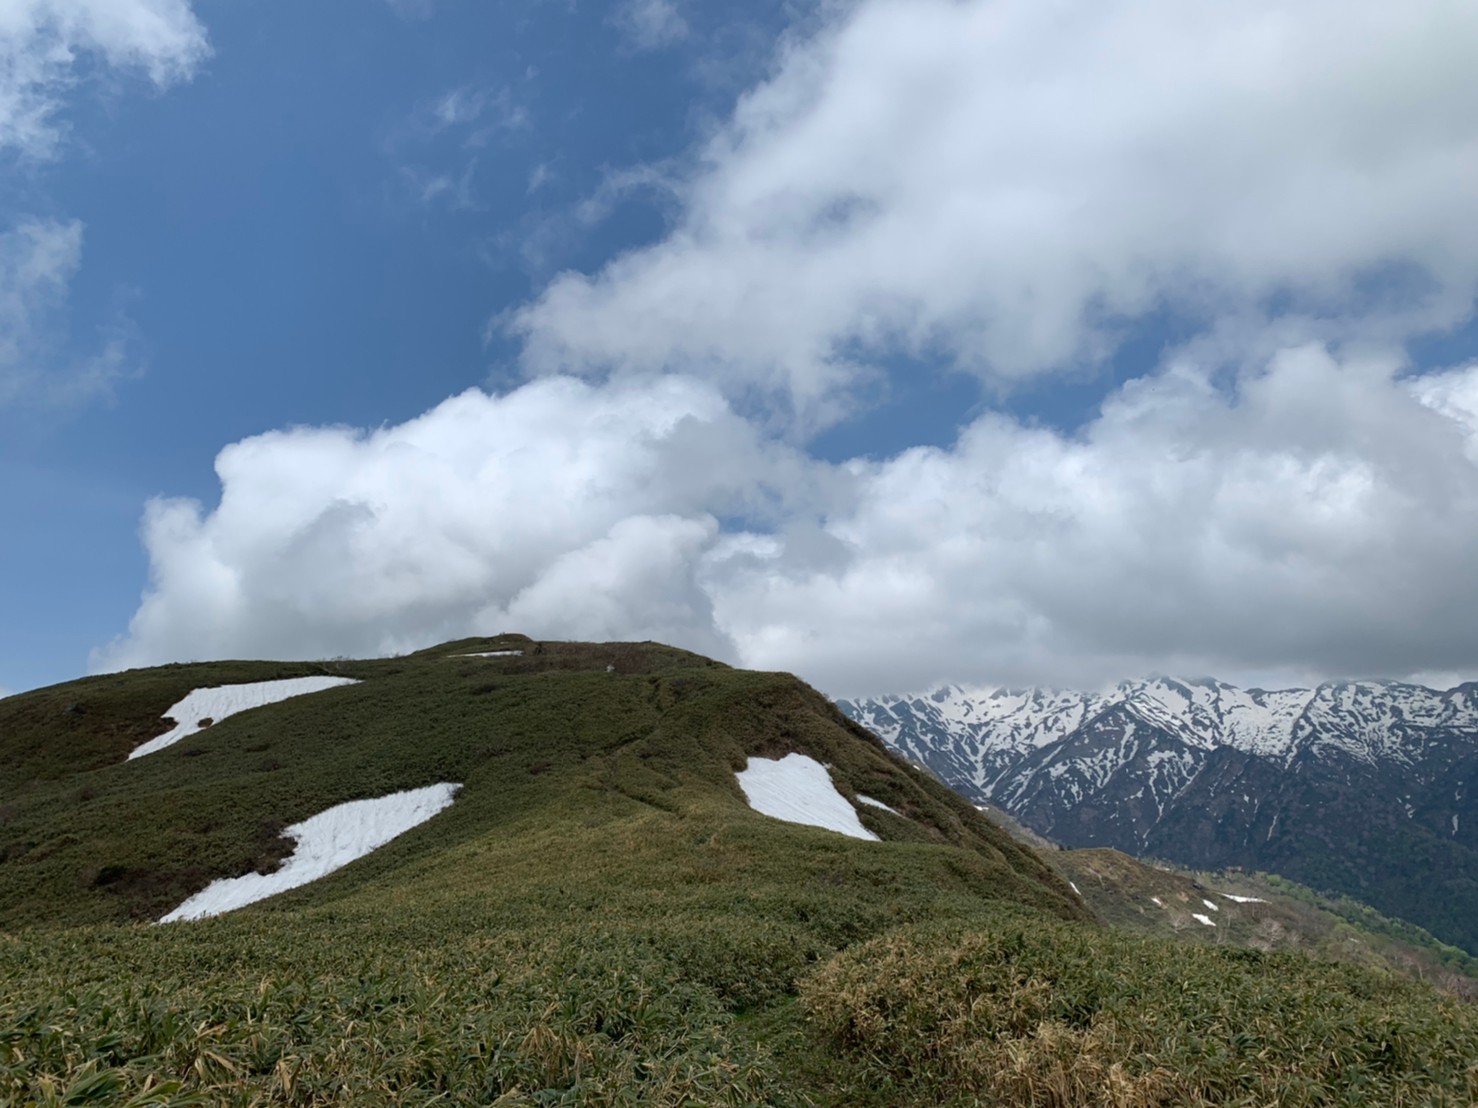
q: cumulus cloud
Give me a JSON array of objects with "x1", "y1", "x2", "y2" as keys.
[
  {"x1": 512, "y1": 0, "x2": 1478, "y2": 422},
  {"x1": 94, "y1": 375, "x2": 823, "y2": 672},
  {"x1": 98, "y1": 348, "x2": 1478, "y2": 695},
  {"x1": 0, "y1": 0, "x2": 209, "y2": 160},
  {"x1": 92, "y1": 0, "x2": 1478, "y2": 695},
  {"x1": 0, "y1": 218, "x2": 127, "y2": 407},
  {"x1": 709, "y1": 347, "x2": 1478, "y2": 694}
]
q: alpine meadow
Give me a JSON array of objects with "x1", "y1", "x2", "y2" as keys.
[
  {"x1": 3, "y1": 638, "x2": 1477, "y2": 1106},
  {"x1": 6, "y1": 0, "x2": 1478, "y2": 1104}
]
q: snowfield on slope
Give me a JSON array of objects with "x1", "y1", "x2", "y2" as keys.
[
  {"x1": 129, "y1": 676, "x2": 361, "y2": 760},
  {"x1": 736, "y1": 754, "x2": 880, "y2": 841},
  {"x1": 160, "y1": 783, "x2": 461, "y2": 922}
]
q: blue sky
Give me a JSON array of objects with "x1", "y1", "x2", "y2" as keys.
[
  {"x1": 2, "y1": 0, "x2": 771, "y2": 688},
  {"x1": 4, "y1": 0, "x2": 1478, "y2": 698}
]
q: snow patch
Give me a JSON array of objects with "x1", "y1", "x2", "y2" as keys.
[
  {"x1": 459, "y1": 650, "x2": 524, "y2": 657},
  {"x1": 1150, "y1": 896, "x2": 1164, "y2": 907},
  {"x1": 1202, "y1": 898, "x2": 1220, "y2": 912},
  {"x1": 129, "y1": 677, "x2": 361, "y2": 760},
  {"x1": 1068, "y1": 880, "x2": 1081, "y2": 896},
  {"x1": 1221, "y1": 893, "x2": 1266, "y2": 904},
  {"x1": 855, "y1": 794, "x2": 900, "y2": 815},
  {"x1": 736, "y1": 754, "x2": 880, "y2": 841},
  {"x1": 1192, "y1": 913, "x2": 1216, "y2": 927},
  {"x1": 160, "y1": 783, "x2": 461, "y2": 922}
]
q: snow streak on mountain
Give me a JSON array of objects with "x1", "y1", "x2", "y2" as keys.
[{"x1": 838, "y1": 678, "x2": 1478, "y2": 954}]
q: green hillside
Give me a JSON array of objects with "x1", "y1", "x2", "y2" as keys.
[
  {"x1": 1051, "y1": 849, "x2": 1478, "y2": 1001},
  {"x1": 972, "y1": 803, "x2": 1478, "y2": 999},
  {"x1": 3, "y1": 638, "x2": 1476, "y2": 1105}
]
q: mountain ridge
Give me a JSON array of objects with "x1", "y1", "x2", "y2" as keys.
[
  {"x1": 839, "y1": 674, "x2": 1478, "y2": 954},
  {"x1": 856, "y1": 674, "x2": 1478, "y2": 760}
]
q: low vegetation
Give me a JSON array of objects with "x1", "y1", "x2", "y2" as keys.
[
  {"x1": 805, "y1": 919, "x2": 1478, "y2": 1106},
  {"x1": 1048, "y1": 847, "x2": 1478, "y2": 1000},
  {"x1": 3, "y1": 638, "x2": 1476, "y2": 1104},
  {"x1": 1255, "y1": 870, "x2": 1478, "y2": 985}
]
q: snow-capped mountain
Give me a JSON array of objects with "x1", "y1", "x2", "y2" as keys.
[{"x1": 838, "y1": 677, "x2": 1478, "y2": 955}]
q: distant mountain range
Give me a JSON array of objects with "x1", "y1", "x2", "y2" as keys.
[{"x1": 838, "y1": 677, "x2": 1478, "y2": 954}]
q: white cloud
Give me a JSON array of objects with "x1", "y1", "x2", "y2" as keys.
[
  {"x1": 94, "y1": 375, "x2": 822, "y2": 672},
  {"x1": 708, "y1": 346, "x2": 1478, "y2": 695},
  {"x1": 427, "y1": 86, "x2": 526, "y2": 137},
  {"x1": 614, "y1": 0, "x2": 688, "y2": 52},
  {"x1": 505, "y1": 514, "x2": 723, "y2": 650},
  {"x1": 0, "y1": 220, "x2": 80, "y2": 394},
  {"x1": 0, "y1": 4, "x2": 207, "y2": 407},
  {"x1": 0, "y1": 0, "x2": 209, "y2": 161},
  {"x1": 512, "y1": 0, "x2": 1478, "y2": 424},
  {"x1": 0, "y1": 217, "x2": 126, "y2": 407},
  {"x1": 527, "y1": 162, "x2": 554, "y2": 195},
  {"x1": 89, "y1": 0, "x2": 1478, "y2": 695},
  {"x1": 400, "y1": 162, "x2": 479, "y2": 211},
  {"x1": 98, "y1": 347, "x2": 1478, "y2": 696},
  {"x1": 389, "y1": 85, "x2": 527, "y2": 210}
]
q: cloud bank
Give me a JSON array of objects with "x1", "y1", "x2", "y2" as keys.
[
  {"x1": 713, "y1": 348, "x2": 1478, "y2": 694},
  {"x1": 99, "y1": 0, "x2": 1478, "y2": 694},
  {"x1": 514, "y1": 0, "x2": 1478, "y2": 423},
  {"x1": 96, "y1": 377, "x2": 820, "y2": 672},
  {"x1": 98, "y1": 348, "x2": 1478, "y2": 695}
]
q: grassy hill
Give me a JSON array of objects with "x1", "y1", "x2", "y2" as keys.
[
  {"x1": 972, "y1": 803, "x2": 1478, "y2": 1000},
  {"x1": 3, "y1": 638, "x2": 1477, "y2": 1105},
  {"x1": 1052, "y1": 849, "x2": 1478, "y2": 1001}
]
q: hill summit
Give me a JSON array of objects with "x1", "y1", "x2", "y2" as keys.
[{"x1": 3, "y1": 638, "x2": 1477, "y2": 1105}]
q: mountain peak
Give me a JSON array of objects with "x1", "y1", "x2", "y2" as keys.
[{"x1": 840, "y1": 673, "x2": 1478, "y2": 956}]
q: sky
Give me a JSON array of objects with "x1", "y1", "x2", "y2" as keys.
[{"x1": 3, "y1": 0, "x2": 1478, "y2": 700}]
